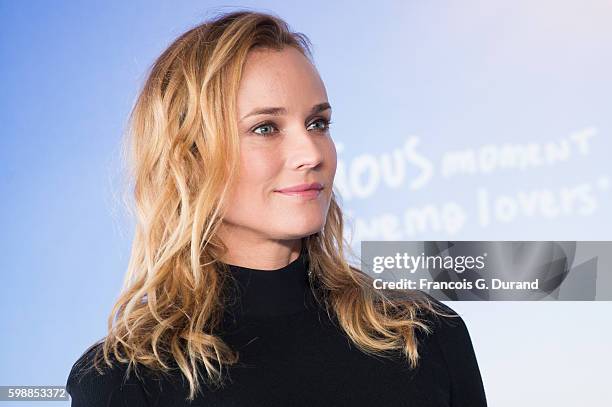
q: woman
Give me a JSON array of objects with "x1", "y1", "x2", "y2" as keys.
[{"x1": 66, "y1": 10, "x2": 487, "y2": 406}]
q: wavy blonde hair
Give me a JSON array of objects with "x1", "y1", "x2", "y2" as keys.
[{"x1": 81, "y1": 9, "x2": 453, "y2": 401}]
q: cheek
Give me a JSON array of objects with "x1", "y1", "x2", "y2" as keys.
[
  {"x1": 224, "y1": 150, "x2": 281, "y2": 226},
  {"x1": 233, "y1": 149, "x2": 281, "y2": 203},
  {"x1": 325, "y1": 139, "x2": 338, "y2": 177}
]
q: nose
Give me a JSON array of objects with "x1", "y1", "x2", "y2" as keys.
[{"x1": 285, "y1": 125, "x2": 325, "y2": 170}]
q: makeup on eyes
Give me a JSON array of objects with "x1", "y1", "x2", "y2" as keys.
[{"x1": 250, "y1": 117, "x2": 333, "y2": 137}]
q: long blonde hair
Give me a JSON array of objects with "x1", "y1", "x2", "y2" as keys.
[{"x1": 82, "y1": 9, "x2": 452, "y2": 401}]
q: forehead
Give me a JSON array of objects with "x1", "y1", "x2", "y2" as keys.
[{"x1": 237, "y1": 47, "x2": 327, "y2": 111}]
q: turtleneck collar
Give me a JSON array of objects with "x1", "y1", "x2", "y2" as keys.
[{"x1": 221, "y1": 245, "x2": 313, "y2": 319}]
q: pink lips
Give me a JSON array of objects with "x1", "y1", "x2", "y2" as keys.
[{"x1": 275, "y1": 182, "x2": 324, "y2": 199}]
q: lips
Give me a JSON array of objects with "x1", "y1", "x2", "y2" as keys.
[{"x1": 275, "y1": 182, "x2": 324, "y2": 193}]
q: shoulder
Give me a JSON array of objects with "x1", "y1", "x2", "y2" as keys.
[
  {"x1": 416, "y1": 291, "x2": 471, "y2": 342},
  {"x1": 385, "y1": 289, "x2": 469, "y2": 339},
  {"x1": 66, "y1": 342, "x2": 150, "y2": 406},
  {"x1": 384, "y1": 289, "x2": 476, "y2": 354},
  {"x1": 416, "y1": 292, "x2": 488, "y2": 406}
]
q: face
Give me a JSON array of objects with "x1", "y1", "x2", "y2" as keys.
[{"x1": 222, "y1": 46, "x2": 337, "y2": 243}]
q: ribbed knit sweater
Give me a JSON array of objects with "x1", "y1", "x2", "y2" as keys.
[{"x1": 66, "y1": 248, "x2": 487, "y2": 406}]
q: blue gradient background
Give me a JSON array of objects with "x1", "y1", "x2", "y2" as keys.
[{"x1": 1, "y1": 1, "x2": 611, "y2": 406}]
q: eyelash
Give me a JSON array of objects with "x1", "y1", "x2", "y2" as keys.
[{"x1": 251, "y1": 118, "x2": 333, "y2": 137}]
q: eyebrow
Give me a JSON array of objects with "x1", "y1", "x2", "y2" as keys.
[{"x1": 240, "y1": 102, "x2": 331, "y2": 122}]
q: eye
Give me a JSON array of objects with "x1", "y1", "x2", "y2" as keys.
[
  {"x1": 252, "y1": 122, "x2": 278, "y2": 137},
  {"x1": 307, "y1": 117, "x2": 333, "y2": 133},
  {"x1": 250, "y1": 118, "x2": 333, "y2": 137}
]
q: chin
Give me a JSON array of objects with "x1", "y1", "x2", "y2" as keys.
[{"x1": 272, "y1": 219, "x2": 324, "y2": 239}]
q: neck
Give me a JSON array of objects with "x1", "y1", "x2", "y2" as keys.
[
  {"x1": 217, "y1": 224, "x2": 303, "y2": 270},
  {"x1": 221, "y1": 245, "x2": 313, "y2": 320}
]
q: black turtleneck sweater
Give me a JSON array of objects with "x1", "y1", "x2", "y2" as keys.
[{"x1": 66, "y1": 248, "x2": 487, "y2": 406}]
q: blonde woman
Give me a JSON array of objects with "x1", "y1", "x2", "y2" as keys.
[{"x1": 66, "y1": 10, "x2": 487, "y2": 406}]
